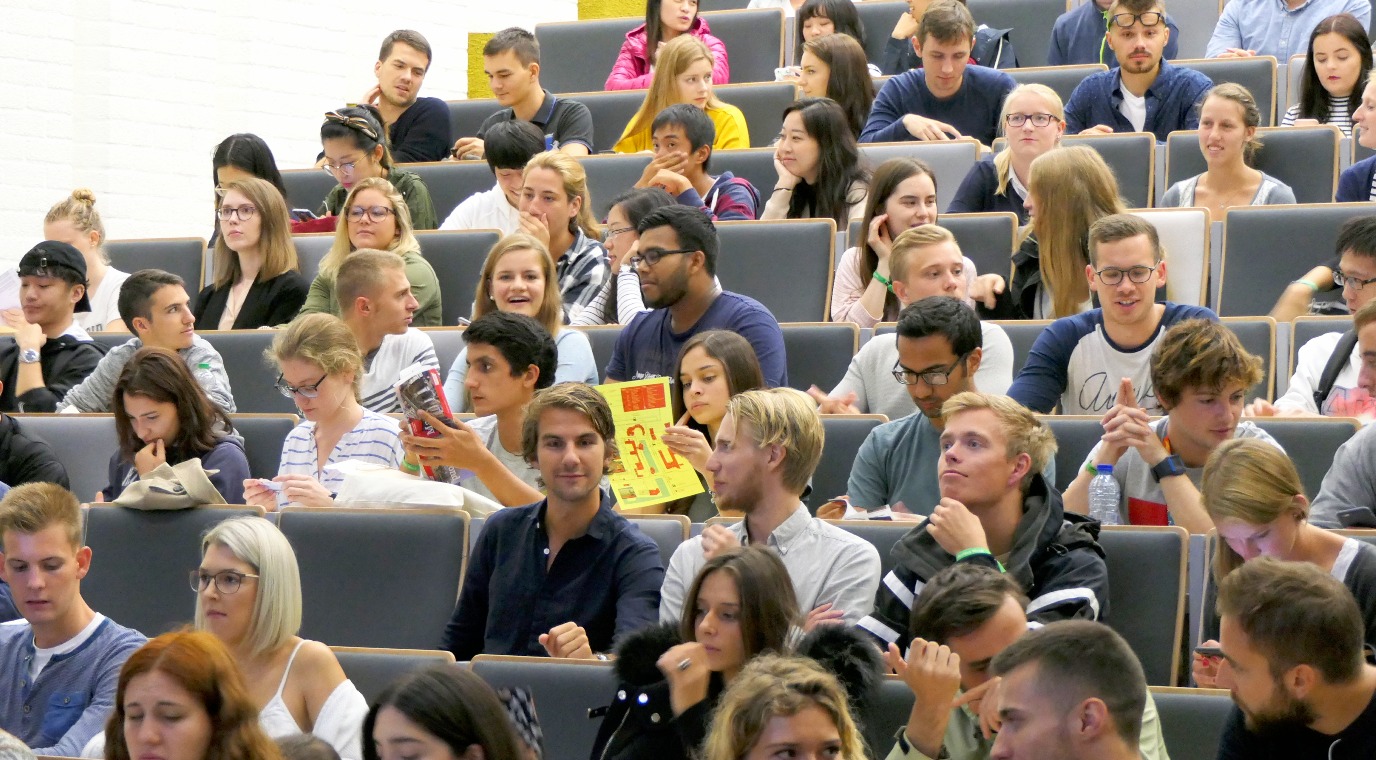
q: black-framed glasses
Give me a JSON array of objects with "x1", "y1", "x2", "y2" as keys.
[
  {"x1": 1093, "y1": 264, "x2": 1157, "y2": 286},
  {"x1": 1335, "y1": 269, "x2": 1376, "y2": 290},
  {"x1": 1005, "y1": 113, "x2": 1060, "y2": 128},
  {"x1": 275, "y1": 373, "x2": 329, "y2": 399},
  {"x1": 1111, "y1": 11, "x2": 1164, "y2": 28},
  {"x1": 629, "y1": 247, "x2": 695, "y2": 268},
  {"x1": 323, "y1": 110, "x2": 380, "y2": 140},
  {"x1": 190, "y1": 569, "x2": 260, "y2": 595},
  {"x1": 216, "y1": 204, "x2": 258, "y2": 221},
  {"x1": 892, "y1": 355, "x2": 967, "y2": 386},
  {"x1": 347, "y1": 205, "x2": 395, "y2": 223}
]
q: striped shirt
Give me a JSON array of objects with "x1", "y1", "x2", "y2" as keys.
[
  {"x1": 278, "y1": 408, "x2": 404, "y2": 494},
  {"x1": 1280, "y1": 94, "x2": 1354, "y2": 137},
  {"x1": 361, "y1": 329, "x2": 439, "y2": 413},
  {"x1": 555, "y1": 229, "x2": 611, "y2": 324}
]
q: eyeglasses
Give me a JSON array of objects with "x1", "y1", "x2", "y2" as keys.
[
  {"x1": 1005, "y1": 113, "x2": 1060, "y2": 128},
  {"x1": 1335, "y1": 269, "x2": 1376, "y2": 290},
  {"x1": 629, "y1": 247, "x2": 695, "y2": 269},
  {"x1": 322, "y1": 159, "x2": 361, "y2": 177},
  {"x1": 347, "y1": 205, "x2": 395, "y2": 223},
  {"x1": 216, "y1": 204, "x2": 258, "y2": 221},
  {"x1": 275, "y1": 373, "x2": 329, "y2": 399},
  {"x1": 323, "y1": 110, "x2": 380, "y2": 140},
  {"x1": 190, "y1": 569, "x2": 259, "y2": 595},
  {"x1": 604, "y1": 226, "x2": 635, "y2": 241},
  {"x1": 1093, "y1": 264, "x2": 1158, "y2": 286},
  {"x1": 891, "y1": 355, "x2": 967, "y2": 386},
  {"x1": 1110, "y1": 11, "x2": 1164, "y2": 27}
]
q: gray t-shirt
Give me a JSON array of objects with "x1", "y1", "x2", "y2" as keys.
[
  {"x1": 847, "y1": 411, "x2": 943, "y2": 514},
  {"x1": 460, "y1": 414, "x2": 543, "y2": 504}
]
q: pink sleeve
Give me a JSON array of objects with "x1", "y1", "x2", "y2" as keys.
[
  {"x1": 606, "y1": 40, "x2": 653, "y2": 90},
  {"x1": 830, "y1": 246, "x2": 879, "y2": 327},
  {"x1": 704, "y1": 32, "x2": 731, "y2": 85}
]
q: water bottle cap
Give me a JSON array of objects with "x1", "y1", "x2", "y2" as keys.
[
  {"x1": 197, "y1": 363, "x2": 211, "y2": 369},
  {"x1": 1096, "y1": 464, "x2": 1114, "y2": 474}
]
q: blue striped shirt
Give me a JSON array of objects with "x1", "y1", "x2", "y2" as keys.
[{"x1": 278, "y1": 409, "x2": 403, "y2": 493}]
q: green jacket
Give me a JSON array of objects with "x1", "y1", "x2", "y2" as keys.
[
  {"x1": 298, "y1": 246, "x2": 443, "y2": 327},
  {"x1": 322, "y1": 167, "x2": 437, "y2": 230}
]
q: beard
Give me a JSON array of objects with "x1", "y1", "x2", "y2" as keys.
[
  {"x1": 713, "y1": 477, "x2": 762, "y2": 515},
  {"x1": 1239, "y1": 688, "x2": 1317, "y2": 735}
]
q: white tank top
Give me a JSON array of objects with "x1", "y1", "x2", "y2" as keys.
[{"x1": 258, "y1": 639, "x2": 308, "y2": 738}]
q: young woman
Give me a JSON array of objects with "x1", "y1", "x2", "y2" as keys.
[
  {"x1": 242, "y1": 313, "x2": 403, "y2": 511},
  {"x1": 1281, "y1": 13, "x2": 1371, "y2": 135},
  {"x1": 764, "y1": 97, "x2": 869, "y2": 226},
  {"x1": 1160, "y1": 84, "x2": 1297, "y2": 216},
  {"x1": 1193, "y1": 438, "x2": 1376, "y2": 687},
  {"x1": 614, "y1": 35, "x2": 750, "y2": 154},
  {"x1": 797, "y1": 34, "x2": 875, "y2": 140},
  {"x1": 43, "y1": 189, "x2": 129, "y2": 331},
  {"x1": 104, "y1": 630, "x2": 283, "y2": 760},
  {"x1": 572, "y1": 187, "x2": 677, "y2": 326},
  {"x1": 442, "y1": 233, "x2": 599, "y2": 408},
  {"x1": 100, "y1": 347, "x2": 249, "y2": 504},
  {"x1": 948, "y1": 83, "x2": 1065, "y2": 224},
  {"x1": 318, "y1": 106, "x2": 436, "y2": 229},
  {"x1": 972, "y1": 145, "x2": 1125, "y2": 320},
  {"x1": 363, "y1": 665, "x2": 525, "y2": 760},
  {"x1": 606, "y1": 0, "x2": 730, "y2": 91},
  {"x1": 194, "y1": 177, "x2": 309, "y2": 330},
  {"x1": 298, "y1": 177, "x2": 442, "y2": 326},
  {"x1": 517, "y1": 151, "x2": 612, "y2": 323},
  {"x1": 795, "y1": 0, "x2": 867, "y2": 63},
  {"x1": 663, "y1": 331, "x2": 766, "y2": 520}
]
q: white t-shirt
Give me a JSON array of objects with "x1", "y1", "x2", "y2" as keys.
[
  {"x1": 438, "y1": 183, "x2": 521, "y2": 235},
  {"x1": 1274, "y1": 330, "x2": 1376, "y2": 424},
  {"x1": 29, "y1": 613, "x2": 106, "y2": 680},
  {"x1": 459, "y1": 414, "x2": 543, "y2": 503},
  {"x1": 1118, "y1": 79, "x2": 1148, "y2": 133},
  {"x1": 77, "y1": 268, "x2": 130, "y2": 332},
  {"x1": 360, "y1": 329, "x2": 439, "y2": 413}
]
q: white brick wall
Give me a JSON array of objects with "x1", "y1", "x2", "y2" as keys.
[{"x1": 0, "y1": 0, "x2": 576, "y2": 269}]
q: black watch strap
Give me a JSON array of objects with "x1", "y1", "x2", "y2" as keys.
[{"x1": 1150, "y1": 454, "x2": 1186, "y2": 483}]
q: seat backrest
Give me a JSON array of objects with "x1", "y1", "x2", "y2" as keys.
[
  {"x1": 628, "y1": 515, "x2": 690, "y2": 568},
  {"x1": 825, "y1": 519, "x2": 910, "y2": 584},
  {"x1": 8, "y1": 414, "x2": 121, "y2": 501},
  {"x1": 1172, "y1": 56, "x2": 1279, "y2": 124},
  {"x1": 857, "y1": 677, "x2": 917, "y2": 760},
  {"x1": 713, "y1": 148, "x2": 781, "y2": 206},
  {"x1": 1219, "y1": 316, "x2": 1276, "y2": 400},
  {"x1": 781, "y1": 322, "x2": 859, "y2": 393},
  {"x1": 715, "y1": 83, "x2": 799, "y2": 148},
  {"x1": 560, "y1": 88, "x2": 651, "y2": 154},
  {"x1": 1129, "y1": 207, "x2": 1209, "y2": 306},
  {"x1": 82, "y1": 504, "x2": 264, "y2": 638},
  {"x1": 859, "y1": 140, "x2": 982, "y2": 212},
  {"x1": 1149, "y1": 687, "x2": 1235, "y2": 760},
  {"x1": 1291, "y1": 315, "x2": 1354, "y2": 367},
  {"x1": 1098, "y1": 526, "x2": 1188, "y2": 686},
  {"x1": 293, "y1": 234, "x2": 334, "y2": 283},
  {"x1": 420, "y1": 327, "x2": 467, "y2": 379},
  {"x1": 470, "y1": 656, "x2": 616, "y2": 760},
  {"x1": 229, "y1": 414, "x2": 299, "y2": 480},
  {"x1": 1062, "y1": 132, "x2": 1156, "y2": 208},
  {"x1": 854, "y1": 2, "x2": 908, "y2": 65},
  {"x1": 967, "y1": 0, "x2": 1066, "y2": 68},
  {"x1": 415, "y1": 229, "x2": 504, "y2": 326},
  {"x1": 281, "y1": 169, "x2": 340, "y2": 214},
  {"x1": 201, "y1": 330, "x2": 295, "y2": 414},
  {"x1": 989, "y1": 319, "x2": 1050, "y2": 376},
  {"x1": 331, "y1": 647, "x2": 457, "y2": 704},
  {"x1": 106, "y1": 239, "x2": 206, "y2": 302},
  {"x1": 717, "y1": 219, "x2": 837, "y2": 322},
  {"x1": 447, "y1": 98, "x2": 505, "y2": 140},
  {"x1": 1286, "y1": 53, "x2": 1306, "y2": 110},
  {"x1": 572, "y1": 325, "x2": 623, "y2": 383},
  {"x1": 1006, "y1": 64, "x2": 1109, "y2": 107},
  {"x1": 581, "y1": 153, "x2": 653, "y2": 221},
  {"x1": 813, "y1": 415, "x2": 888, "y2": 510},
  {"x1": 850, "y1": 212, "x2": 1019, "y2": 282},
  {"x1": 697, "y1": 9, "x2": 786, "y2": 84},
  {"x1": 1165, "y1": 126, "x2": 1340, "y2": 204},
  {"x1": 1253, "y1": 417, "x2": 1360, "y2": 498},
  {"x1": 1041, "y1": 415, "x2": 1105, "y2": 493},
  {"x1": 1168, "y1": 3, "x2": 1221, "y2": 59},
  {"x1": 407, "y1": 161, "x2": 499, "y2": 222},
  {"x1": 279, "y1": 507, "x2": 468, "y2": 649},
  {"x1": 534, "y1": 16, "x2": 642, "y2": 94}
]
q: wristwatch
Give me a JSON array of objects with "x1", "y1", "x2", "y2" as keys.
[
  {"x1": 18, "y1": 348, "x2": 40, "y2": 364},
  {"x1": 1150, "y1": 454, "x2": 1187, "y2": 483}
]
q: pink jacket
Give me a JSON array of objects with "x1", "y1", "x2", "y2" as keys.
[{"x1": 605, "y1": 18, "x2": 731, "y2": 91}]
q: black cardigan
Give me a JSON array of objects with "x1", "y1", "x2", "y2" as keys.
[{"x1": 194, "y1": 271, "x2": 309, "y2": 330}]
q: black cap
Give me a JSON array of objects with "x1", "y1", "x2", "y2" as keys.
[{"x1": 18, "y1": 241, "x2": 92, "y2": 313}]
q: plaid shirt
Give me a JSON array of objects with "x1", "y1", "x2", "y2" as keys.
[{"x1": 556, "y1": 229, "x2": 610, "y2": 323}]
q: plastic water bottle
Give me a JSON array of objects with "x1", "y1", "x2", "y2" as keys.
[
  {"x1": 193, "y1": 362, "x2": 215, "y2": 387},
  {"x1": 1087, "y1": 464, "x2": 1122, "y2": 526}
]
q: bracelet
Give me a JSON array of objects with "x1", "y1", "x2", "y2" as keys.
[
  {"x1": 1292, "y1": 278, "x2": 1320, "y2": 292},
  {"x1": 955, "y1": 547, "x2": 992, "y2": 562},
  {"x1": 873, "y1": 271, "x2": 893, "y2": 291},
  {"x1": 401, "y1": 458, "x2": 421, "y2": 473},
  {"x1": 772, "y1": 185, "x2": 793, "y2": 193},
  {"x1": 1084, "y1": 460, "x2": 1099, "y2": 475}
]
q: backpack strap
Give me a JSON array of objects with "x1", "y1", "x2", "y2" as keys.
[{"x1": 1314, "y1": 329, "x2": 1360, "y2": 411}]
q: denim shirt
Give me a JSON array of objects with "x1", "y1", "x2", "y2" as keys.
[
  {"x1": 1063, "y1": 61, "x2": 1213, "y2": 142},
  {"x1": 1206, "y1": 0, "x2": 1372, "y2": 60}
]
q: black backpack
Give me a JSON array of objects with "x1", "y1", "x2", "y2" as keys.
[{"x1": 1313, "y1": 329, "x2": 1359, "y2": 411}]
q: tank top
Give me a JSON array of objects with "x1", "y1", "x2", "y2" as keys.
[{"x1": 258, "y1": 639, "x2": 308, "y2": 738}]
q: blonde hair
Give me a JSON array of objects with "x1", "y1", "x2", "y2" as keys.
[
  {"x1": 321, "y1": 177, "x2": 420, "y2": 278},
  {"x1": 196, "y1": 517, "x2": 302, "y2": 658},
  {"x1": 45, "y1": 188, "x2": 109, "y2": 264},
  {"x1": 1202, "y1": 438, "x2": 1307, "y2": 582},
  {"x1": 473, "y1": 233, "x2": 564, "y2": 336},
  {"x1": 1027, "y1": 146, "x2": 1126, "y2": 318},
  {"x1": 724, "y1": 388, "x2": 824, "y2": 495},
  {"x1": 0, "y1": 483, "x2": 83, "y2": 550},
  {"x1": 269, "y1": 313, "x2": 364, "y2": 399},
  {"x1": 1204, "y1": 82, "x2": 1264, "y2": 164},
  {"x1": 941, "y1": 391, "x2": 1057, "y2": 489},
  {"x1": 890, "y1": 224, "x2": 959, "y2": 283},
  {"x1": 623, "y1": 35, "x2": 728, "y2": 140},
  {"x1": 993, "y1": 84, "x2": 1065, "y2": 195},
  {"x1": 212, "y1": 177, "x2": 300, "y2": 289},
  {"x1": 522, "y1": 152, "x2": 601, "y2": 239}
]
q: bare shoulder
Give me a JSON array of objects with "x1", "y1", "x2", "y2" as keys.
[{"x1": 292, "y1": 639, "x2": 348, "y2": 692}]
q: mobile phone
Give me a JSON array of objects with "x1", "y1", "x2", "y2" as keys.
[
  {"x1": 290, "y1": 208, "x2": 319, "y2": 221},
  {"x1": 1338, "y1": 507, "x2": 1376, "y2": 529},
  {"x1": 1194, "y1": 645, "x2": 1223, "y2": 658}
]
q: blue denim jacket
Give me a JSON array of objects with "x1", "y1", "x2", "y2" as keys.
[{"x1": 1063, "y1": 61, "x2": 1213, "y2": 142}]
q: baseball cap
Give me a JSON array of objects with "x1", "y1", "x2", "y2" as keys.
[{"x1": 18, "y1": 241, "x2": 92, "y2": 313}]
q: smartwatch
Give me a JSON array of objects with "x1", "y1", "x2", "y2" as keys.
[{"x1": 1150, "y1": 454, "x2": 1187, "y2": 483}]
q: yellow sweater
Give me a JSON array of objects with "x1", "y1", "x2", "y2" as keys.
[{"x1": 613, "y1": 102, "x2": 750, "y2": 153}]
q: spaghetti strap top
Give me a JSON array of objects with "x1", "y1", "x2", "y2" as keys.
[{"x1": 258, "y1": 639, "x2": 309, "y2": 738}]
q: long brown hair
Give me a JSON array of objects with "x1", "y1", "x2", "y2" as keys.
[
  {"x1": 671, "y1": 330, "x2": 765, "y2": 440},
  {"x1": 1027, "y1": 146, "x2": 1125, "y2": 318},
  {"x1": 856, "y1": 157, "x2": 937, "y2": 319},
  {"x1": 112, "y1": 347, "x2": 234, "y2": 464},
  {"x1": 679, "y1": 547, "x2": 799, "y2": 662},
  {"x1": 213, "y1": 177, "x2": 300, "y2": 288},
  {"x1": 473, "y1": 233, "x2": 564, "y2": 336},
  {"x1": 802, "y1": 34, "x2": 874, "y2": 139}
]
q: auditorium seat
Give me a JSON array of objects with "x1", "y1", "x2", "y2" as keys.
[
  {"x1": 1253, "y1": 417, "x2": 1360, "y2": 499},
  {"x1": 781, "y1": 322, "x2": 859, "y2": 394},
  {"x1": 968, "y1": 0, "x2": 1067, "y2": 69},
  {"x1": 1165, "y1": 125, "x2": 1340, "y2": 204},
  {"x1": 281, "y1": 169, "x2": 339, "y2": 214},
  {"x1": 407, "y1": 161, "x2": 500, "y2": 221},
  {"x1": 415, "y1": 229, "x2": 503, "y2": 326},
  {"x1": 859, "y1": 140, "x2": 982, "y2": 212},
  {"x1": 854, "y1": 2, "x2": 908, "y2": 65},
  {"x1": 847, "y1": 212, "x2": 1019, "y2": 284},
  {"x1": 1063, "y1": 132, "x2": 1156, "y2": 209},
  {"x1": 470, "y1": 655, "x2": 616, "y2": 760},
  {"x1": 1291, "y1": 315, "x2": 1353, "y2": 366},
  {"x1": 1006, "y1": 63, "x2": 1109, "y2": 106},
  {"x1": 825, "y1": 518, "x2": 909, "y2": 582},
  {"x1": 1130, "y1": 207, "x2": 1209, "y2": 307},
  {"x1": 1099, "y1": 525, "x2": 1189, "y2": 686},
  {"x1": 332, "y1": 646, "x2": 457, "y2": 703},
  {"x1": 419, "y1": 327, "x2": 467, "y2": 380},
  {"x1": 106, "y1": 238, "x2": 206, "y2": 299},
  {"x1": 813, "y1": 415, "x2": 888, "y2": 512},
  {"x1": 1221, "y1": 316, "x2": 1277, "y2": 401},
  {"x1": 717, "y1": 219, "x2": 837, "y2": 323},
  {"x1": 1173, "y1": 56, "x2": 1279, "y2": 125},
  {"x1": 1150, "y1": 687, "x2": 1234, "y2": 760},
  {"x1": 446, "y1": 98, "x2": 506, "y2": 142},
  {"x1": 629, "y1": 514, "x2": 690, "y2": 567},
  {"x1": 581, "y1": 153, "x2": 653, "y2": 220},
  {"x1": 573, "y1": 325, "x2": 623, "y2": 382},
  {"x1": 200, "y1": 330, "x2": 295, "y2": 414}
]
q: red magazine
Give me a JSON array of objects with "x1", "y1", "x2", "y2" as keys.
[{"x1": 394, "y1": 364, "x2": 466, "y2": 484}]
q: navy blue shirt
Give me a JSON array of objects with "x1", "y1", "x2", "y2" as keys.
[
  {"x1": 1047, "y1": 2, "x2": 1179, "y2": 67},
  {"x1": 1063, "y1": 62, "x2": 1212, "y2": 142},
  {"x1": 442, "y1": 494, "x2": 664, "y2": 660},
  {"x1": 389, "y1": 96, "x2": 453, "y2": 163},
  {"x1": 860, "y1": 65, "x2": 1016, "y2": 146},
  {"x1": 946, "y1": 156, "x2": 1029, "y2": 223}
]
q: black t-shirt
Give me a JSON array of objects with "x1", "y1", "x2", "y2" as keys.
[
  {"x1": 389, "y1": 96, "x2": 452, "y2": 163},
  {"x1": 476, "y1": 90, "x2": 594, "y2": 152},
  {"x1": 1217, "y1": 677, "x2": 1376, "y2": 759}
]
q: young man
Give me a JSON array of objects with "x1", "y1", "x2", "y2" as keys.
[
  {"x1": 1009, "y1": 214, "x2": 1215, "y2": 416},
  {"x1": 442, "y1": 383, "x2": 663, "y2": 660},
  {"x1": 658, "y1": 388, "x2": 881, "y2": 625},
  {"x1": 0, "y1": 409, "x2": 67, "y2": 491},
  {"x1": 452, "y1": 28, "x2": 593, "y2": 160},
  {"x1": 605, "y1": 205, "x2": 787, "y2": 386},
  {"x1": 1064, "y1": 318, "x2": 1273, "y2": 532},
  {"x1": 0, "y1": 483, "x2": 146, "y2": 755},
  {"x1": 886, "y1": 564, "x2": 1167, "y2": 760},
  {"x1": 400, "y1": 311, "x2": 552, "y2": 507},
  {"x1": 858, "y1": 392, "x2": 1107, "y2": 650},
  {"x1": 635, "y1": 104, "x2": 760, "y2": 221},
  {"x1": 0, "y1": 241, "x2": 104, "y2": 412},
  {"x1": 1309, "y1": 299, "x2": 1376, "y2": 528},
  {"x1": 1047, "y1": 0, "x2": 1178, "y2": 67},
  {"x1": 1214, "y1": 558, "x2": 1376, "y2": 758},
  {"x1": 439, "y1": 120, "x2": 545, "y2": 234},
  {"x1": 363, "y1": 30, "x2": 451, "y2": 163},
  {"x1": 57, "y1": 269, "x2": 234, "y2": 414},
  {"x1": 861, "y1": 0, "x2": 1016, "y2": 146},
  {"x1": 988, "y1": 621, "x2": 1150, "y2": 760},
  {"x1": 336, "y1": 250, "x2": 439, "y2": 414},
  {"x1": 1207, "y1": 0, "x2": 1370, "y2": 60},
  {"x1": 882, "y1": 0, "x2": 1018, "y2": 75},
  {"x1": 812, "y1": 225, "x2": 1013, "y2": 422},
  {"x1": 1063, "y1": 0, "x2": 1212, "y2": 142}
]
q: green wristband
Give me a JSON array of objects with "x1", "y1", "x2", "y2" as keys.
[
  {"x1": 955, "y1": 547, "x2": 1005, "y2": 572},
  {"x1": 873, "y1": 271, "x2": 893, "y2": 292}
]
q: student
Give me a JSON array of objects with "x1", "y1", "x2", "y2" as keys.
[
  {"x1": 605, "y1": 205, "x2": 787, "y2": 386},
  {"x1": 406, "y1": 311, "x2": 554, "y2": 507},
  {"x1": 1064, "y1": 0, "x2": 1212, "y2": 142},
  {"x1": 318, "y1": 106, "x2": 436, "y2": 230},
  {"x1": 947, "y1": 84, "x2": 1064, "y2": 224},
  {"x1": 972, "y1": 146, "x2": 1126, "y2": 320},
  {"x1": 764, "y1": 98, "x2": 869, "y2": 226},
  {"x1": 0, "y1": 483, "x2": 147, "y2": 756},
  {"x1": 861, "y1": 0, "x2": 1016, "y2": 146},
  {"x1": 797, "y1": 34, "x2": 875, "y2": 140},
  {"x1": 1339, "y1": 75, "x2": 1376, "y2": 202},
  {"x1": 1211, "y1": 558, "x2": 1376, "y2": 758},
  {"x1": 360, "y1": 30, "x2": 450, "y2": 164},
  {"x1": 795, "y1": 0, "x2": 868, "y2": 62},
  {"x1": 1208, "y1": 0, "x2": 1371, "y2": 60},
  {"x1": 607, "y1": 0, "x2": 730, "y2": 91},
  {"x1": 859, "y1": 391, "x2": 1108, "y2": 650},
  {"x1": 1309, "y1": 300, "x2": 1376, "y2": 528},
  {"x1": 633, "y1": 104, "x2": 761, "y2": 221},
  {"x1": 1063, "y1": 319, "x2": 1273, "y2": 533},
  {"x1": 571, "y1": 187, "x2": 678, "y2": 327},
  {"x1": 0, "y1": 407, "x2": 68, "y2": 490},
  {"x1": 98, "y1": 348, "x2": 249, "y2": 504},
  {"x1": 299, "y1": 177, "x2": 442, "y2": 327},
  {"x1": 443, "y1": 234, "x2": 598, "y2": 408},
  {"x1": 453, "y1": 28, "x2": 594, "y2": 160},
  {"x1": 1009, "y1": 214, "x2": 1216, "y2": 416},
  {"x1": 58, "y1": 269, "x2": 235, "y2": 414},
  {"x1": 43, "y1": 190, "x2": 129, "y2": 332},
  {"x1": 0, "y1": 241, "x2": 104, "y2": 412},
  {"x1": 512, "y1": 153, "x2": 609, "y2": 324},
  {"x1": 212, "y1": 134, "x2": 303, "y2": 240},
  {"x1": 1280, "y1": 14, "x2": 1371, "y2": 136},
  {"x1": 242, "y1": 313, "x2": 403, "y2": 511},
  {"x1": 1159, "y1": 84, "x2": 1297, "y2": 216},
  {"x1": 334, "y1": 250, "x2": 439, "y2": 414},
  {"x1": 440, "y1": 120, "x2": 545, "y2": 234},
  {"x1": 882, "y1": 0, "x2": 1018, "y2": 74},
  {"x1": 659, "y1": 388, "x2": 881, "y2": 625},
  {"x1": 194, "y1": 178, "x2": 308, "y2": 330},
  {"x1": 442, "y1": 384, "x2": 665, "y2": 660},
  {"x1": 701, "y1": 655, "x2": 867, "y2": 760},
  {"x1": 1048, "y1": 0, "x2": 1179, "y2": 66},
  {"x1": 614, "y1": 36, "x2": 749, "y2": 154},
  {"x1": 362, "y1": 666, "x2": 525, "y2": 760}
]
